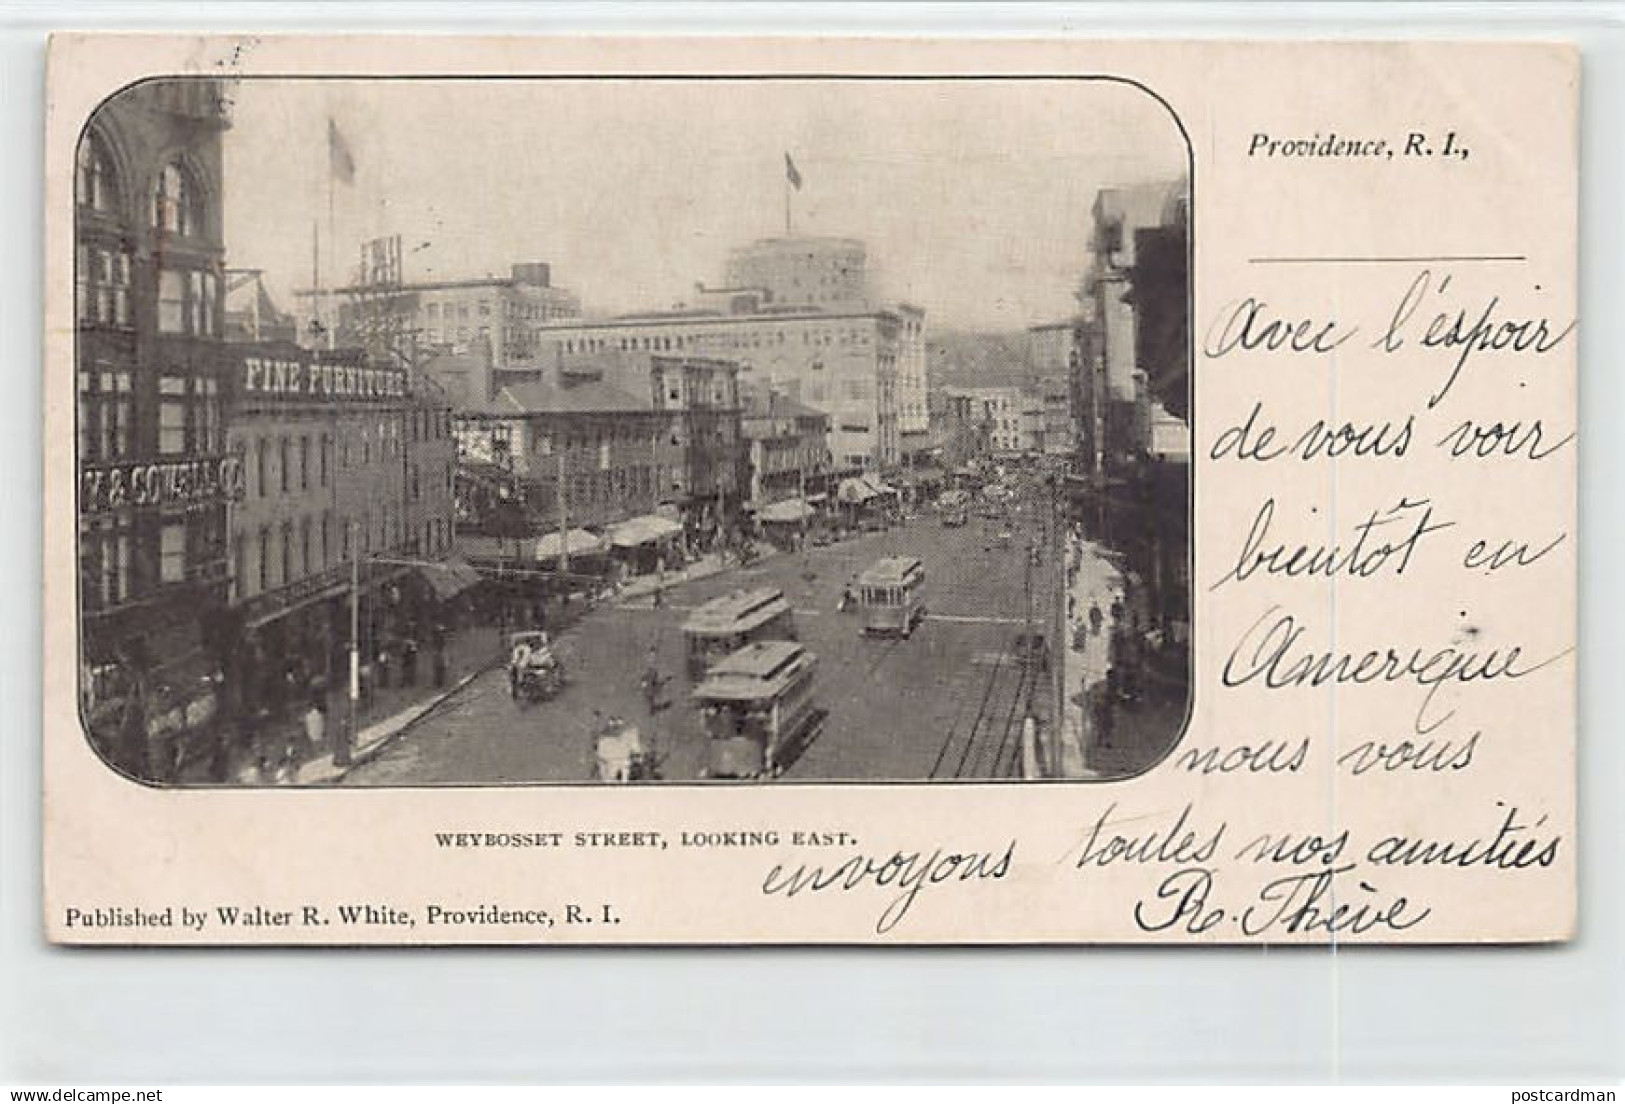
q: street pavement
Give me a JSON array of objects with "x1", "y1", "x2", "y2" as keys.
[{"x1": 348, "y1": 493, "x2": 1076, "y2": 785}]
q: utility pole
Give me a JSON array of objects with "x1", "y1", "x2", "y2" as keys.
[
  {"x1": 555, "y1": 449, "x2": 569, "y2": 584},
  {"x1": 338, "y1": 518, "x2": 360, "y2": 767},
  {"x1": 1049, "y1": 474, "x2": 1066, "y2": 778}
]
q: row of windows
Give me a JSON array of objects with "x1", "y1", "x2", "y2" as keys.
[
  {"x1": 524, "y1": 464, "x2": 663, "y2": 514},
  {"x1": 420, "y1": 298, "x2": 571, "y2": 326},
  {"x1": 158, "y1": 376, "x2": 222, "y2": 456},
  {"x1": 421, "y1": 298, "x2": 565, "y2": 321},
  {"x1": 235, "y1": 511, "x2": 454, "y2": 601},
  {"x1": 81, "y1": 514, "x2": 214, "y2": 612},
  {"x1": 77, "y1": 134, "x2": 208, "y2": 239},
  {"x1": 76, "y1": 246, "x2": 131, "y2": 327},
  {"x1": 556, "y1": 325, "x2": 883, "y2": 358},
  {"x1": 77, "y1": 372, "x2": 223, "y2": 462},
  {"x1": 77, "y1": 369, "x2": 132, "y2": 462},
  {"x1": 76, "y1": 247, "x2": 219, "y2": 338},
  {"x1": 157, "y1": 268, "x2": 220, "y2": 337},
  {"x1": 247, "y1": 429, "x2": 454, "y2": 501}
]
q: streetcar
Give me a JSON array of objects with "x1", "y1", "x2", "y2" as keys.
[
  {"x1": 681, "y1": 586, "x2": 797, "y2": 678},
  {"x1": 693, "y1": 641, "x2": 821, "y2": 779},
  {"x1": 857, "y1": 556, "x2": 927, "y2": 638}
]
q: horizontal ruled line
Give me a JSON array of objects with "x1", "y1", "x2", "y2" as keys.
[{"x1": 1249, "y1": 254, "x2": 1527, "y2": 265}]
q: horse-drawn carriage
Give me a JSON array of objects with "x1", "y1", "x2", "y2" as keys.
[{"x1": 507, "y1": 630, "x2": 565, "y2": 703}]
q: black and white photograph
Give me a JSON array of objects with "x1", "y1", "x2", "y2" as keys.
[{"x1": 74, "y1": 74, "x2": 1192, "y2": 788}]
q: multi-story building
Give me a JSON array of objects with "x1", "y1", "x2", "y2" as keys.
[
  {"x1": 707, "y1": 236, "x2": 926, "y2": 467},
  {"x1": 647, "y1": 356, "x2": 742, "y2": 536},
  {"x1": 493, "y1": 348, "x2": 746, "y2": 537},
  {"x1": 322, "y1": 261, "x2": 581, "y2": 369},
  {"x1": 1041, "y1": 379, "x2": 1075, "y2": 460},
  {"x1": 894, "y1": 304, "x2": 929, "y2": 462},
  {"x1": 533, "y1": 306, "x2": 906, "y2": 474},
  {"x1": 75, "y1": 78, "x2": 240, "y2": 780},
  {"x1": 947, "y1": 387, "x2": 1028, "y2": 456},
  {"x1": 452, "y1": 376, "x2": 666, "y2": 535},
  {"x1": 1020, "y1": 394, "x2": 1047, "y2": 456},
  {"x1": 739, "y1": 384, "x2": 833, "y2": 508},
  {"x1": 928, "y1": 388, "x2": 991, "y2": 473},
  {"x1": 1028, "y1": 318, "x2": 1081, "y2": 460},
  {"x1": 1080, "y1": 179, "x2": 1189, "y2": 467},
  {"x1": 1072, "y1": 177, "x2": 1191, "y2": 631},
  {"x1": 223, "y1": 342, "x2": 458, "y2": 718},
  {"x1": 723, "y1": 236, "x2": 871, "y2": 312}
]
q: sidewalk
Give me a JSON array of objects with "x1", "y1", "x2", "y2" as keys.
[
  {"x1": 1054, "y1": 534, "x2": 1125, "y2": 780},
  {"x1": 614, "y1": 542, "x2": 777, "y2": 604},
  {"x1": 1053, "y1": 533, "x2": 1188, "y2": 779},
  {"x1": 215, "y1": 624, "x2": 506, "y2": 786}
]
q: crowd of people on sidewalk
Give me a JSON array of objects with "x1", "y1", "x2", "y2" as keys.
[
  {"x1": 217, "y1": 616, "x2": 463, "y2": 786},
  {"x1": 1065, "y1": 527, "x2": 1190, "y2": 753}
]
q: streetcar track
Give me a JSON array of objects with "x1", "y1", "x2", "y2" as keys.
[
  {"x1": 989, "y1": 652, "x2": 1036, "y2": 779},
  {"x1": 930, "y1": 637, "x2": 1010, "y2": 781},
  {"x1": 954, "y1": 642, "x2": 1010, "y2": 779},
  {"x1": 970, "y1": 643, "x2": 1026, "y2": 779}
]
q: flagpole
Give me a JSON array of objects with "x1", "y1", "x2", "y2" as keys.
[
  {"x1": 326, "y1": 161, "x2": 337, "y2": 352},
  {"x1": 311, "y1": 217, "x2": 320, "y2": 348}
]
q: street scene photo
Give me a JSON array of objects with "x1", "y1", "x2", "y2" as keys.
[{"x1": 73, "y1": 77, "x2": 1191, "y2": 786}]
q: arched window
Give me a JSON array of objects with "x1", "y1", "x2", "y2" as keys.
[
  {"x1": 76, "y1": 131, "x2": 118, "y2": 213},
  {"x1": 151, "y1": 160, "x2": 202, "y2": 236}
]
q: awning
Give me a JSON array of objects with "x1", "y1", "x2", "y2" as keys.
[
  {"x1": 418, "y1": 557, "x2": 483, "y2": 601},
  {"x1": 837, "y1": 477, "x2": 876, "y2": 504},
  {"x1": 861, "y1": 474, "x2": 899, "y2": 498},
  {"x1": 759, "y1": 498, "x2": 814, "y2": 524},
  {"x1": 608, "y1": 514, "x2": 684, "y2": 548},
  {"x1": 535, "y1": 528, "x2": 605, "y2": 560}
]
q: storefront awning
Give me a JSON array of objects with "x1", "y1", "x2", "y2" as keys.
[
  {"x1": 759, "y1": 498, "x2": 815, "y2": 524},
  {"x1": 608, "y1": 515, "x2": 684, "y2": 548},
  {"x1": 535, "y1": 528, "x2": 605, "y2": 560},
  {"x1": 837, "y1": 477, "x2": 877, "y2": 504},
  {"x1": 861, "y1": 474, "x2": 900, "y2": 498},
  {"x1": 418, "y1": 557, "x2": 483, "y2": 601}
]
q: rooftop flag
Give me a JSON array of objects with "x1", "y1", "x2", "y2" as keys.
[{"x1": 784, "y1": 151, "x2": 803, "y2": 191}]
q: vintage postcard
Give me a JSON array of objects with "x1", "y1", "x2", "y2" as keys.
[{"x1": 42, "y1": 34, "x2": 1577, "y2": 943}]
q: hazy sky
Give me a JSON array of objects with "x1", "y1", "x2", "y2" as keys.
[{"x1": 222, "y1": 78, "x2": 1186, "y2": 331}]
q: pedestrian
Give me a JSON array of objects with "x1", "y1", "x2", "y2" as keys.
[
  {"x1": 1094, "y1": 677, "x2": 1116, "y2": 749},
  {"x1": 246, "y1": 753, "x2": 274, "y2": 786},
  {"x1": 402, "y1": 638, "x2": 419, "y2": 688},
  {"x1": 205, "y1": 719, "x2": 232, "y2": 784},
  {"x1": 508, "y1": 637, "x2": 530, "y2": 699},
  {"x1": 1088, "y1": 600, "x2": 1103, "y2": 636},
  {"x1": 303, "y1": 698, "x2": 327, "y2": 752},
  {"x1": 641, "y1": 646, "x2": 664, "y2": 713},
  {"x1": 274, "y1": 742, "x2": 300, "y2": 785},
  {"x1": 432, "y1": 640, "x2": 448, "y2": 688}
]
